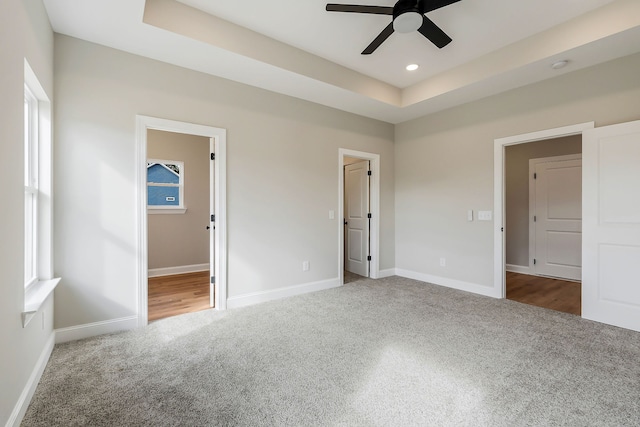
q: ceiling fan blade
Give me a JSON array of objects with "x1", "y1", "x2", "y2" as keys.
[
  {"x1": 326, "y1": 4, "x2": 394, "y2": 15},
  {"x1": 417, "y1": 16, "x2": 452, "y2": 48},
  {"x1": 422, "y1": 0, "x2": 461, "y2": 14},
  {"x1": 362, "y1": 22, "x2": 394, "y2": 55}
]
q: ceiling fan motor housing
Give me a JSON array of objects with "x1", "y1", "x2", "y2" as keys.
[{"x1": 393, "y1": 0, "x2": 424, "y2": 33}]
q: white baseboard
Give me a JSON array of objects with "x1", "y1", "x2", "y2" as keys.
[
  {"x1": 506, "y1": 264, "x2": 532, "y2": 275},
  {"x1": 227, "y1": 277, "x2": 341, "y2": 309},
  {"x1": 55, "y1": 315, "x2": 138, "y2": 344},
  {"x1": 395, "y1": 268, "x2": 501, "y2": 298},
  {"x1": 376, "y1": 268, "x2": 397, "y2": 278},
  {"x1": 7, "y1": 332, "x2": 55, "y2": 427},
  {"x1": 148, "y1": 263, "x2": 209, "y2": 278}
]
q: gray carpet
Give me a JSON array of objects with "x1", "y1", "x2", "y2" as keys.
[{"x1": 22, "y1": 276, "x2": 640, "y2": 426}]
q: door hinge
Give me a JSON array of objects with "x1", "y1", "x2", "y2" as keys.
[
  {"x1": 367, "y1": 170, "x2": 372, "y2": 176},
  {"x1": 211, "y1": 153, "x2": 215, "y2": 161},
  {"x1": 211, "y1": 276, "x2": 215, "y2": 284},
  {"x1": 534, "y1": 172, "x2": 537, "y2": 179},
  {"x1": 533, "y1": 259, "x2": 537, "y2": 265},
  {"x1": 367, "y1": 213, "x2": 372, "y2": 219},
  {"x1": 211, "y1": 214, "x2": 215, "y2": 222},
  {"x1": 367, "y1": 256, "x2": 372, "y2": 261}
]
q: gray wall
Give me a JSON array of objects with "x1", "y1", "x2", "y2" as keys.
[
  {"x1": 0, "y1": 0, "x2": 54, "y2": 424},
  {"x1": 53, "y1": 35, "x2": 395, "y2": 329},
  {"x1": 147, "y1": 130, "x2": 210, "y2": 270},
  {"x1": 395, "y1": 52, "x2": 640, "y2": 290},
  {"x1": 505, "y1": 136, "x2": 582, "y2": 267}
]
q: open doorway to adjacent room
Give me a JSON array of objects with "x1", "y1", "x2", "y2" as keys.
[
  {"x1": 146, "y1": 129, "x2": 212, "y2": 321},
  {"x1": 338, "y1": 149, "x2": 380, "y2": 285},
  {"x1": 136, "y1": 116, "x2": 227, "y2": 326},
  {"x1": 504, "y1": 135, "x2": 582, "y2": 315}
]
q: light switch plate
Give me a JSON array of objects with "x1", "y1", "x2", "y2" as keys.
[{"x1": 478, "y1": 210, "x2": 492, "y2": 221}]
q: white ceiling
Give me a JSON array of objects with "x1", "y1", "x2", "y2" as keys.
[{"x1": 43, "y1": 0, "x2": 640, "y2": 123}]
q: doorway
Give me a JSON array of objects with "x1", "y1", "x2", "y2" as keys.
[
  {"x1": 136, "y1": 116, "x2": 227, "y2": 327},
  {"x1": 344, "y1": 157, "x2": 370, "y2": 282},
  {"x1": 338, "y1": 149, "x2": 380, "y2": 284},
  {"x1": 504, "y1": 138, "x2": 583, "y2": 314},
  {"x1": 146, "y1": 130, "x2": 211, "y2": 321},
  {"x1": 494, "y1": 122, "x2": 594, "y2": 304}
]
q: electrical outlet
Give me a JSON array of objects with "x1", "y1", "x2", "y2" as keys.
[
  {"x1": 439, "y1": 257, "x2": 446, "y2": 267},
  {"x1": 302, "y1": 261, "x2": 310, "y2": 271},
  {"x1": 329, "y1": 210, "x2": 335, "y2": 220}
]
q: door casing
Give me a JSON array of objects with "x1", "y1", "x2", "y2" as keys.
[
  {"x1": 136, "y1": 115, "x2": 227, "y2": 326},
  {"x1": 494, "y1": 122, "x2": 594, "y2": 299}
]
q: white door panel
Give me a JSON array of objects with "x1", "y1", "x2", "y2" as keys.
[
  {"x1": 583, "y1": 120, "x2": 640, "y2": 332},
  {"x1": 533, "y1": 158, "x2": 582, "y2": 280},
  {"x1": 345, "y1": 161, "x2": 369, "y2": 277}
]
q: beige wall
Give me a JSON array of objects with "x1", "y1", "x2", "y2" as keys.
[
  {"x1": 53, "y1": 35, "x2": 395, "y2": 329},
  {"x1": 0, "y1": 0, "x2": 54, "y2": 424},
  {"x1": 147, "y1": 130, "x2": 210, "y2": 270},
  {"x1": 505, "y1": 136, "x2": 582, "y2": 267},
  {"x1": 395, "y1": 52, "x2": 640, "y2": 289}
]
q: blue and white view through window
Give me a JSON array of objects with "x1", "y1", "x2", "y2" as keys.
[{"x1": 147, "y1": 160, "x2": 184, "y2": 207}]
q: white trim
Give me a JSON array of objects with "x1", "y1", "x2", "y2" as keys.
[
  {"x1": 6, "y1": 332, "x2": 55, "y2": 427},
  {"x1": 377, "y1": 268, "x2": 397, "y2": 278},
  {"x1": 494, "y1": 122, "x2": 594, "y2": 299},
  {"x1": 505, "y1": 264, "x2": 532, "y2": 275},
  {"x1": 22, "y1": 278, "x2": 61, "y2": 327},
  {"x1": 55, "y1": 316, "x2": 138, "y2": 344},
  {"x1": 147, "y1": 207, "x2": 187, "y2": 215},
  {"x1": 338, "y1": 149, "x2": 381, "y2": 283},
  {"x1": 227, "y1": 278, "x2": 341, "y2": 309},
  {"x1": 136, "y1": 115, "x2": 227, "y2": 328},
  {"x1": 396, "y1": 268, "x2": 501, "y2": 298},
  {"x1": 148, "y1": 263, "x2": 209, "y2": 277}
]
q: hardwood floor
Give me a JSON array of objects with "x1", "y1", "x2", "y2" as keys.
[
  {"x1": 148, "y1": 271, "x2": 212, "y2": 322},
  {"x1": 506, "y1": 271, "x2": 581, "y2": 316}
]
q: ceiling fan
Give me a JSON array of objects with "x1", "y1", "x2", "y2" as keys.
[{"x1": 326, "y1": 0, "x2": 460, "y2": 55}]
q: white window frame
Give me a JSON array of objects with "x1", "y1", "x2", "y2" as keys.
[
  {"x1": 147, "y1": 158, "x2": 186, "y2": 214},
  {"x1": 24, "y1": 85, "x2": 39, "y2": 290},
  {"x1": 22, "y1": 59, "x2": 60, "y2": 327}
]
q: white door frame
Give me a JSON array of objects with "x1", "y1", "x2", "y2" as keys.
[
  {"x1": 339, "y1": 149, "x2": 380, "y2": 283},
  {"x1": 493, "y1": 122, "x2": 594, "y2": 298},
  {"x1": 136, "y1": 115, "x2": 227, "y2": 327}
]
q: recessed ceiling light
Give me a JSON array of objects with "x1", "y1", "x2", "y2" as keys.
[
  {"x1": 551, "y1": 60, "x2": 569, "y2": 70},
  {"x1": 406, "y1": 64, "x2": 419, "y2": 71}
]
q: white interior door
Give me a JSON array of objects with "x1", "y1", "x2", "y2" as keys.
[
  {"x1": 345, "y1": 160, "x2": 370, "y2": 277},
  {"x1": 532, "y1": 157, "x2": 582, "y2": 280},
  {"x1": 209, "y1": 146, "x2": 215, "y2": 307},
  {"x1": 583, "y1": 120, "x2": 640, "y2": 332}
]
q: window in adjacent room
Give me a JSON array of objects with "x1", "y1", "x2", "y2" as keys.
[{"x1": 147, "y1": 159, "x2": 186, "y2": 213}]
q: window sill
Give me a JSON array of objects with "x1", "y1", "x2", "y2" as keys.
[
  {"x1": 22, "y1": 277, "x2": 61, "y2": 327},
  {"x1": 148, "y1": 207, "x2": 187, "y2": 215}
]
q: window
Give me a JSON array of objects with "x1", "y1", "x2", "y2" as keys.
[
  {"x1": 22, "y1": 59, "x2": 60, "y2": 326},
  {"x1": 24, "y1": 85, "x2": 38, "y2": 289},
  {"x1": 147, "y1": 159, "x2": 186, "y2": 213}
]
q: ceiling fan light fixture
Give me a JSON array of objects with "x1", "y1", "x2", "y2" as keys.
[{"x1": 393, "y1": 11, "x2": 423, "y2": 33}]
